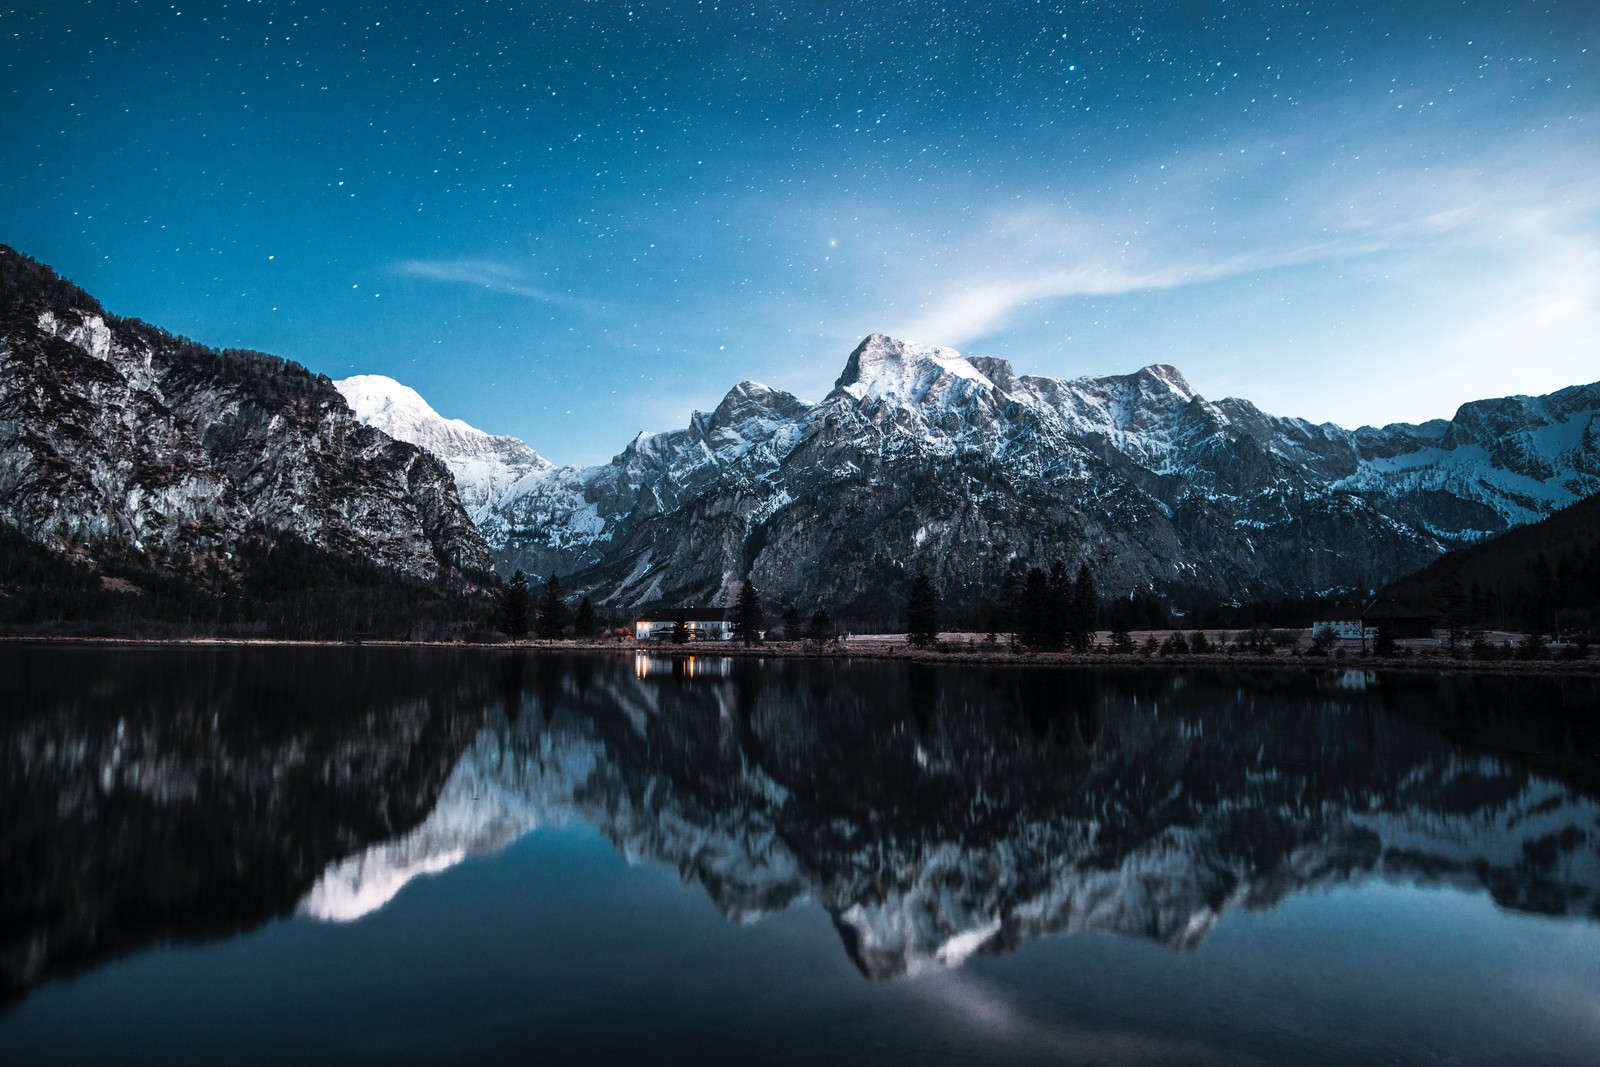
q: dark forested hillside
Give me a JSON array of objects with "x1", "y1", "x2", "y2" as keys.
[{"x1": 1385, "y1": 491, "x2": 1600, "y2": 636}]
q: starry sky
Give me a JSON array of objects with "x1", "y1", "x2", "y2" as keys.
[{"x1": 4, "y1": 1, "x2": 1597, "y2": 464}]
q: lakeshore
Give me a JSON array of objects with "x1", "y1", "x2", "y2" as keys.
[{"x1": 3, "y1": 628, "x2": 1596, "y2": 676}]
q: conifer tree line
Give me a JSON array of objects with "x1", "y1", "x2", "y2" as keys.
[
  {"x1": 0, "y1": 524, "x2": 487, "y2": 641},
  {"x1": 778, "y1": 603, "x2": 842, "y2": 644},
  {"x1": 1427, "y1": 546, "x2": 1600, "y2": 639},
  {"x1": 975, "y1": 562, "x2": 1099, "y2": 651},
  {"x1": 484, "y1": 514, "x2": 1599, "y2": 651},
  {"x1": 494, "y1": 569, "x2": 601, "y2": 640}
]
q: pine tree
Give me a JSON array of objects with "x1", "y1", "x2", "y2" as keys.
[
  {"x1": 573, "y1": 595, "x2": 598, "y2": 638},
  {"x1": 1068, "y1": 562, "x2": 1097, "y2": 652},
  {"x1": 733, "y1": 581, "x2": 764, "y2": 645},
  {"x1": 1046, "y1": 562, "x2": 1071, "y2": 650},
  {"x1": 906, "y1": 571, "x2": 939, "y2": 649},
  {"x1": 991, "y1": 562, "x2": 1022, "y2": 643},
  {"x1": 536, "y1": 573, "x2": 566, "y2": 639},
  {"x1": 1373, "y1": 621, "x2": 1396, "y2": 656},
  {"x1": 1524, "y1": 553, "x2": 1556, "y2": 635},
  {"x1": 672, "y1": 609, "x2": 689, "y2": 644},
  {"x1": 806, "y1": 607, "x2": 835, "y2": 644},
  {"x1": 1432, "y1": 571, "x2": 1467, "y2": 651},
  {"x1": 1108, "y1": 626, "x2": 1135, "y2": 654},
  {"x1": 1014, "y1": 567, "x2": 1049, "y2": 650},
  {"x1": 498, "y1": 570, "x2": 530, "y2": 639}
]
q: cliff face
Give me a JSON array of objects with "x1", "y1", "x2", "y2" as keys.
[{"x1": 0, "y1": 246, "x2": 493, "y2": 593}]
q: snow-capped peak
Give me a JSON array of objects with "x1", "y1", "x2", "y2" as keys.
[
  {"x1": 338, "y1": 373, "x2": 445, "y2": 422},
  {"x1": 833, "y1": 333, "x2": 996, "y2": 402},
  {"x1": 336, "y1": 374, "x2": 514, "y2": 450},
  {"x1": 334, "y1": 374, "x2": 553, "y2": 524},
  {"x1": 1133, "y1": 363, "x2": 1194, "y2": 400}
]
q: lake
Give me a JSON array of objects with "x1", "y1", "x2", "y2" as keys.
[{"x1": 2, "y1": 645, "x2": 1599, "y2": 1065}]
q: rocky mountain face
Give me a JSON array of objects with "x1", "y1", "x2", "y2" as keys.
[
  {"x1": 352, "y1": 334, "x2": 1600, "y2": 615},
  {"x1": 0, "y1": 246, "x2": 493, "y2": 594},
  {"x1": 336, "y1": 373, "x2": 553, "y2": 545}
]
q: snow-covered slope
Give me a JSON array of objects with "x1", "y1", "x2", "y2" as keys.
[{"x1": 335, "y1": 374, "x2": 553, "y2": 532}]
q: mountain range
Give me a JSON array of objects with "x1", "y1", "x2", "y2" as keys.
[
  {"x1": 4, "y1": 243, "x2": 1597, "y2": 619},
  {"x1": 340, "y1": 336, "x2": 1599, "y2": 617}
]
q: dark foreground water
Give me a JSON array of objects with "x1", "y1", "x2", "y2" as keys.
[{"x1": 2, "y1": 646, "x2": 1599, "y2": 1066}]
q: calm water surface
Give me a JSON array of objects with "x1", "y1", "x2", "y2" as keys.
[{"x1": 2, "y1": 645, "x2": 1599, "y2": 1065}]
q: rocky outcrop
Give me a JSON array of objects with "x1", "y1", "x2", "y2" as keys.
[{"x1": 0, "y1": 245, "x2": 493, "y2": 592}]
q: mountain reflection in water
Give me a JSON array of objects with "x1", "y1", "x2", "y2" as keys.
[{"x1": 3, "y1": 646, "x2": 1600, "y2": 1009}]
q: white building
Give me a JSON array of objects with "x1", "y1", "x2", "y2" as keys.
[
  {"x1": 1312, "y1": 619, "x2": 1374, "y2": 640},
  {"x1": 633, "y1": 608, "x2": 735, "y2": 642}
]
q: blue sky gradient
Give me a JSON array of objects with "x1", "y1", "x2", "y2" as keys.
[{"x1": 4, "y1": 1, "x2": 1597, "y2": 463}]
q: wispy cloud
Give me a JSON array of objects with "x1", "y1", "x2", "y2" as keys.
[
  {"x1": 392, "y1": 258, "x2": 608, "y2": 315},
  {"x1": 858, "y1": 105, "x2": 1600, "y2": 373},
  {"x1": 890, "y1": 240, "x2": 1388, "y2": 348}
]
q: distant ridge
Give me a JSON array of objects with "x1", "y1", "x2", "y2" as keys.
[{"x1": 1383, "y1": 489, "x2": 1600, "y2": 633}]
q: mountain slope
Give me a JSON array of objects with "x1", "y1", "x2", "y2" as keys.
[
  {"x1": 336, "y1": 374, "x2": 553, "y2": 538},
  {"x1": 1383, "y1": 489, "x2": 1600, "y2": 631},
  {"x1": 0, "y1": 245, "x2": 494, "y2": 598}
]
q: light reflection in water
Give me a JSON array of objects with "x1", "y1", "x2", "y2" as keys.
[{"x1": 634, "y1": 651, "x2": 732, "y2": 679}]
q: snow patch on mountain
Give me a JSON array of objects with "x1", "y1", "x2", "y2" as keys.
[{"x1": 835, "y1": 334, "x2": 996, "y2": 403}]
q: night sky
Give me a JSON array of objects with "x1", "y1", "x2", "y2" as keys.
[{"x1": 4, "y1": 1, "x2": 1597, "y2": 464}]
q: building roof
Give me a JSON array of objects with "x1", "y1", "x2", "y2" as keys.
[{"x1": 635, "y1": 608, "x2": 730, "y2": 624}]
